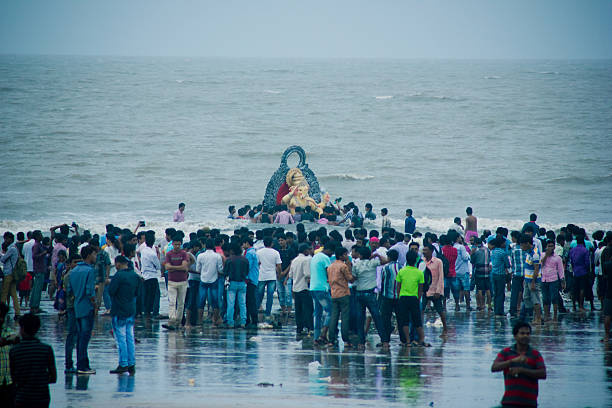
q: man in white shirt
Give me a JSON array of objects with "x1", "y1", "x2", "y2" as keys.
[
  {"x1": 389, "y1": 233, "x2": 410, "y2": 268},
  {"x1": 140, "y1": 233, "x2": 161, "y2": 318},
  {"x1": 196, "y1": 239, "x2": 224, "y2": 326},
  {"x1": 256, "y1": 237, "x2": 282, "y2": 319},
  {"x1": 290, "y1": 243, "x2": 313, "y2": 336},
  {"x1": 21, "y1": 231, "x2": 35, "y2": 275}
]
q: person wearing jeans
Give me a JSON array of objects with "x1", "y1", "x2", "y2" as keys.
[
  {"x1": 540, "y1": 240, "x2": 565, "y2": 321},
  {"x1": 380, "y1": 250, "x2": 406, "y2": 345},
  {"x1": 108, "y1": 255, "x2": 139, "y2": 374},
  {"x1": 310, "y1": 244, "x2": 334, "y2": 343},
  {"x1": 326, "y1": 247, "x2": 354, "y2": 347},
  {"x1": 256, "y1": 237, "x2": 282, "y2": 319},
  {"x1": 163, "y1": 236, "x2": 190, "y2": 330},
  {"x1": 352, "y1": 246, "x2": 386, "y2": 348},
  {"x1": 196, "y1": 240, "x2": 224, "y2": 326},
  {"x1": 257, "y1": 280, "x2": 277, "y2": 317},
  {"x1": 67, "y1": 245, "x2": 98, "y2": 374},
  {"x1": 140, "y1": 233, "x2": 161, "y2": 318},
  {"x1": 490, "y1": 237, "x2": 511, "y2": 317},
  {"x1": 64, "y1": 307, "x2": 78, "y2": 373},
  {"x1": 289, "y1": 244, "x2": 313, "y2": 335},
  {"x1": 242, "y1": 239, "x2": 259, "y2": 328},
  {"x1": 226, "y1": 281, "x2": 247, "y2": 327}
]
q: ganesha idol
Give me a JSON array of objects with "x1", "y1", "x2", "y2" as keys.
[
  {"x1": 263, "y1": 146, "x2": 330, "y2": 215},
  {"x1": 281, "y1": 168, "x2": 330, "y2": 215}
]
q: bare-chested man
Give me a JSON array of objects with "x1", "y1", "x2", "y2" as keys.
[{"x1": 465, "y1": 207, "x2": 478, "y2": 243}]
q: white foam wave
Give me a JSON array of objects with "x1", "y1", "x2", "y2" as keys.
[
  {"x1": 375, "y1": 95, "x2": 393, "y2": 100},
  {"x1": 175, "y1": 79, "x2": 184, "y2": 83},
  {"x1": 369, "y1": 216, "x2": 612, "y2": 236},
  {"x1": 319, "y1": 173, "x2": 375, "y2": 181},
  {"x1": 264, "y1": 90, "x2": 281, "y2": 94},
  {"x1": 3, "y1": 214, "x2": 611, "y2": 240},
  {"x1": 484, "y1": 75, "x2": 501, "y2": 79}
]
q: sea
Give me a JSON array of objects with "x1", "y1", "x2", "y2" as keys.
[{"x1": 1, "y1": 55, "x2": 611, "y2": 237}]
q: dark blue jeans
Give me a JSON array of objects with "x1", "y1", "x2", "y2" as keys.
[
  {"x1": 76, "y1": 310, "x2": 94, "y2": 371},
  {"x1": 356, "y1": 289, "x2": 385, "y2": 344},
  {"x1": 65, "y1": 308, "x2": 78, "y2": 369},
  {"x1": 492, "y1": 274, "x2": 507, "y2": 316},
  {"x1": 510, "y1": 276, "x2": 524, "y2": 316},
  {"x1": 185, "y1": 279, "x2": 200, "y2": 325}
]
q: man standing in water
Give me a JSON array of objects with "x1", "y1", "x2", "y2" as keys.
[
  {"x1": 173, "y1": 203, "x2": 186, "y2": 222},
  {"x1": 492, "y1": 321, "x2": 546, "y2": 407},
  {"x1": 404, "y1": 209, "x2": 416, "y2": 235},
  {"x1": 465, "y1": 207, "x2": 478, "y2": 243}
]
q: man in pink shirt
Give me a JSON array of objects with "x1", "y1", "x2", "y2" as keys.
[
  {"x1": 423, "y1": 244, "x2": 447, "y2": 336},
  {"x1": 273, "y1": 205, "x2": 294, "y2": 225},
  {"x1": 540, "y1": 240, "x2": 565, "y2": 321},
  {"x1": 173, "y1": 203, "x2": 186, "y2": 222}
]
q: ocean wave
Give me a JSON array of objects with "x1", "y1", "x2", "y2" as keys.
[
  {"x1": 484, "y1": 75, "x2": 501, "y2": 79},
  {"x1": 263, "y1": 69, "x2": 293, "y2": 74},
  {"x1": 375, "y1": 95, "x2": 393, "y2": 100},
  {"x1": 319, "y1": 173, "x2": 374, "y2": 181},
  {"x1": 405, "y1": 93, "x2": 463, "y2": 102},
  {"x1": 2, "y1": 214, "x2": 611, "y2": 240},
  {"x1": 264, "y1": 90, "x2": 281, "y2": 94},
  {"x1": 548, "y1": 173, "x2": 612, "y2": 185},
  {"x1": 378, "y1": 216, "x2": 612, "y2": 236},
  {"x1": 175, "y1": 79, "x2": 184, "y2": 83}
]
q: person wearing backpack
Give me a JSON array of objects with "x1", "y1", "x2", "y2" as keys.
[
  {"x1": 423, "y1": 244, "x2": 447, "y2": 336},
  {"x1": 1, "y1": 232, "x2": 22, "y2": 319}
]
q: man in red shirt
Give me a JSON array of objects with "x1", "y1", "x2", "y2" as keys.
[
  {"x1": 163, "y1": 236, "x2": 190, "y2": 330},
  {"x1": 492, "y1": 321, "x2": 546, "y2": 407},
  {"x1": 441, "y1": 234, "x2": 460, "y2": 311}
]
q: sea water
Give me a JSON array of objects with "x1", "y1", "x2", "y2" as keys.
[{"x1": 1, "y1": 56, "x2": 611, "y2": 235}]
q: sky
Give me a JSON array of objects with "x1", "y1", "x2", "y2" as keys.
[{"x1": 1, "y1": 0, "x2": 611, "y2": 59}]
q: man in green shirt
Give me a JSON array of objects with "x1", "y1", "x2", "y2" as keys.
[{"x1": 396, "y1": 251, "x2": 430, "y2": 347}]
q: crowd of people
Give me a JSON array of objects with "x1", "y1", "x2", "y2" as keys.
[{"x1": 1, "y1": 204, "x2": 611, "y2": 407}]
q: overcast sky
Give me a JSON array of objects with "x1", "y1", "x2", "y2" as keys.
[{"x1": 1, "y1": 0, "x2": 611, "y2": 59}]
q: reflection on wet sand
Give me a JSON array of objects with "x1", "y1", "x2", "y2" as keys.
[{"x1": 10, "y1": 300, "x2": 609, "y2": 407}]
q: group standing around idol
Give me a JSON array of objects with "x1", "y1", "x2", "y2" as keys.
[{"x1": 1, "y1": 202, "x2": 612, "y2": 407}]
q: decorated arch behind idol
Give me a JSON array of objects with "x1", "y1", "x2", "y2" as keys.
[{"x1": 263, "y1": 146, "x2": 330, "y2": 215}]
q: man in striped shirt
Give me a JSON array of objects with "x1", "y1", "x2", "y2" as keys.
[
  {"x1": 492, "y1": 321, "x2": 546, "y2": 407},
  {"x1": 9, "y1": 313, "x2": 56, "y2": 408},
  {"x1": 379, "y1": 249, "x2": 405, "y2": 345}
]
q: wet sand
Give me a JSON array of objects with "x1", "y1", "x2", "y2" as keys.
[{"x1": 12, "y1": 292, "x2": 612, "y2": 408}]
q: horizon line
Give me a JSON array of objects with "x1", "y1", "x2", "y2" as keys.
[{"x1": 1, "y1": 52, "x2": 611, "y2": 61}]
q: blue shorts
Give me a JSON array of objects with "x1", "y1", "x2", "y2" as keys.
[{"x1": 456, "y1": 274, "x2": 471, "y2": 291}]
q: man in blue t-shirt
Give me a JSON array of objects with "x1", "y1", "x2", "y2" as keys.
[
  {"x1": 404, "y1": 209, "x2": 416, "y2": 234},
  {"x1": 310, "y1": 243, "x2": 333, "y2": 344}
]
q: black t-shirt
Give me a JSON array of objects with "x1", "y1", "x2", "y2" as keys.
[
  {"x1": 225, "y1": 255, "x2": 249, "y2": 282},
  {"x1": 277, "y1": 248, "x2": 292, "y2": 271}
]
